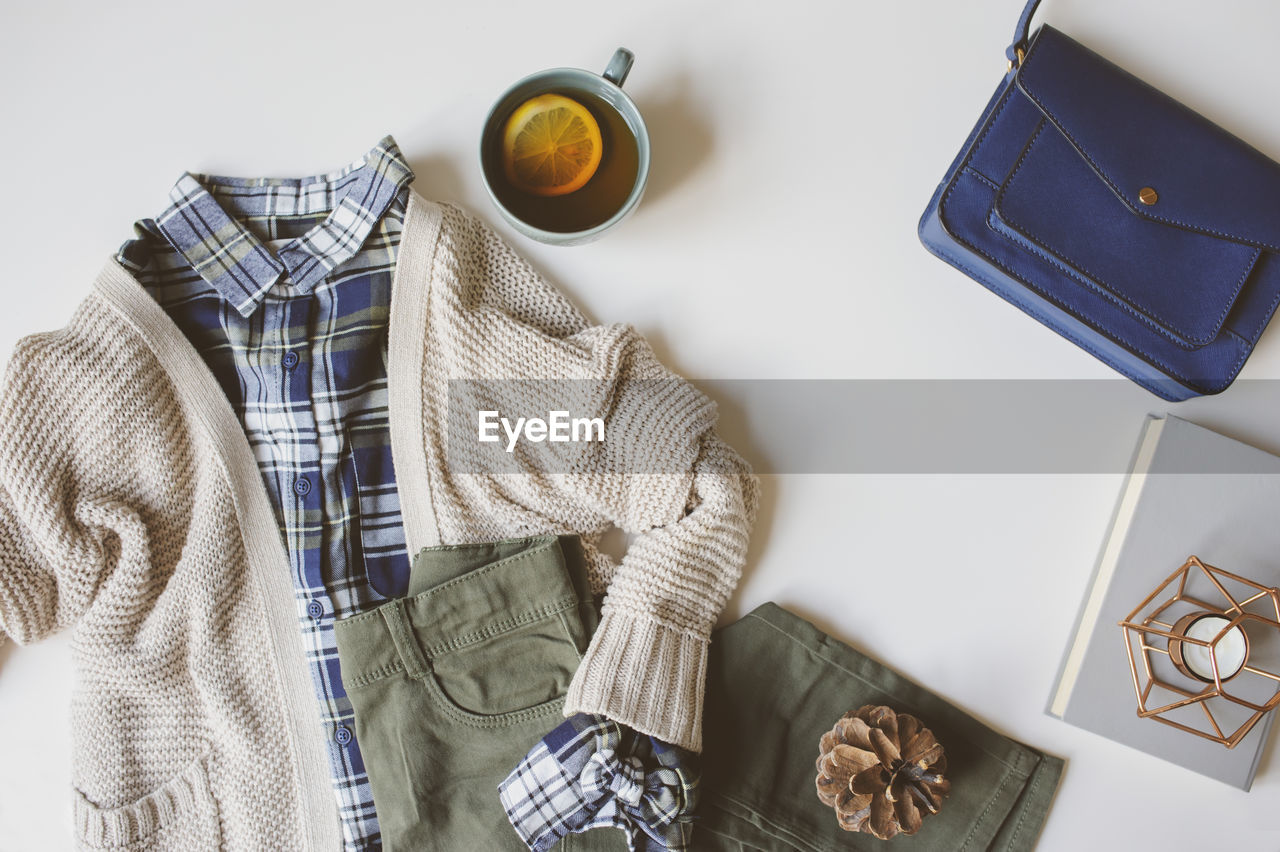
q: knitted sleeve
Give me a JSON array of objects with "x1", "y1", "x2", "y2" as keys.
[
  {"x1": 431, "y1": 203, "x2": 759, "y2": 753},
  {"x1": 0, "y1": 302, "x2": 169, "y2": 648},
  {"x1": 0, "y1": 329, "x2": 99, "y2": 646},
  {"x1": 559, "y1": 337, "x2": 760, "y2": 753}
]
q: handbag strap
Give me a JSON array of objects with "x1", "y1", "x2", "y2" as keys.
[{"x1": 1008, "y1": 0, "x2": 1044, "y2": 67}]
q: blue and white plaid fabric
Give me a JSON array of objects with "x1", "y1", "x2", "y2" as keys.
[
  {"x1": 500, "y1": 714, "x2": 699, "y2": 851},
  {"x1": 117, "y1": 136, "x2": 415, "y2": 850}
]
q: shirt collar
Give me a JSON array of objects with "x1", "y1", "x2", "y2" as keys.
[{"x1": 154, "y1": 135, "x2": 414, "y2": 317}]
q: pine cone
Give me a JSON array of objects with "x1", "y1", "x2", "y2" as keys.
[{"x1": 815, "y1": 705, "x2": 950, "y2": 839}]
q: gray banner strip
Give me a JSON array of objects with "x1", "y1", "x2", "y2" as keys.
[{"x1": 445, "y1": 379, "x2": 1280, "y2": 474}]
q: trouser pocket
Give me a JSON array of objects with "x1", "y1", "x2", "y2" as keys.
[
  {"x1": 335, "y1": 535, "x2": 600, "y2": 851},
  {"x1": 419, "y1": 600, "x2": 585, "y2": 720}
]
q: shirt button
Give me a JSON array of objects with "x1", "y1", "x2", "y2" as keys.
[
  {"x1": 335, "y1": 725, "x2": 353, "y2": 746},
  {"x1": 294, "y1": 476, "x2": 311, "y2": 496},
  {"x1": 282, "y1": 350, "x2": 299, "y2": 369},
  {"x1": 306, "y1": 599, "x2": 324, "y2": 620}
]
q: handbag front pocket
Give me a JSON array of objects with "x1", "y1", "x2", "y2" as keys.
[
  {"x1": 992, "y1": 123, "x2": 1261, "y2": 349},
  {"x1": 73, "y1": 752, "x2": 221, "y2": 851}
]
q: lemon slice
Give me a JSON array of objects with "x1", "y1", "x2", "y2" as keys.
[{"x1": 502, "y1": 94, "x2": 603, "y2": 196}]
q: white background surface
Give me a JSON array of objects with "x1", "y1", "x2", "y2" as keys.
[{"x1": 3, "y1": 0, "x2": 1280, "y2": 849}]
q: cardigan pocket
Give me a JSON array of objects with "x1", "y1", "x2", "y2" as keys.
[{"x1": 72, "y1": 752, "x2": 221, "y2": 851}]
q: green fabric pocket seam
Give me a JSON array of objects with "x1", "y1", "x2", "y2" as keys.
[
  {"x1": 419, "y1": 596, "x2": 580, "y2": 658},
  {"x1": 702, "y1": 791, "x2": 830, "y2": 852},
  {"x1": 743, "y1": 612, "x2": 1037, "y2": 774},
  {"x1": 410, "y1": 541, "x2": 564, "y2": 599},
  {"x1": 341, "y1": 597, "x2": 581, "y2": 690},
  {"x1": 344, "y1": 660, "x2": 410, "y2": 690},
  {"x1": 958, "y1": 757, "x2": 1018, "y2": 852},
  {"x1": 406, "y1": 665, "x2": 569, "y2": 729},
  {"x1": 704, "y1": 738, "x2": 1023, "y2": 852},
  {"x1": 1004, "y1": 758, "x2": 1042, "y2": 851}
]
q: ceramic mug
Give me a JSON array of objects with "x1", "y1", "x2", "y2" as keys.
[{"x1": 479, "y1": 48, "x2": 651, "y2": 246}]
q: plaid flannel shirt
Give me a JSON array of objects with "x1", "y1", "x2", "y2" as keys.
[
  {"x1": 118, "y1": 134, "x2": 699, "y2": 849},
  {"x1": 501, "y1": 714, "x2": 700, "y2": 851},
  {"x1": 117, "y1": 137, "x2": 415, "y2": 849}
]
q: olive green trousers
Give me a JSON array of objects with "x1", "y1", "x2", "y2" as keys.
[
  {"x1": 696, "y1": 604, "x2": 1063, "y2": 851},
  {"x1": 335, "y1": 538, "x2": 1062, "y2": 851},
  {"x1": 334, "y1": 536, "x2": 606, "y2": 851}
]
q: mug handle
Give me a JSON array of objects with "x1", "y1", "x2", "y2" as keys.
[{"x1": 602, "y1": 48, "x2": 634, "y2": 88}]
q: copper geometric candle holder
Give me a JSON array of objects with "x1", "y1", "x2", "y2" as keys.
[{"x1": 1119, "y1": 556, "x2": 1280, "y2": 749}]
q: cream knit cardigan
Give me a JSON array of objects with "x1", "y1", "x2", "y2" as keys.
[{"x1": 0, "y1": 193, "x2": 757, "y2": 850}]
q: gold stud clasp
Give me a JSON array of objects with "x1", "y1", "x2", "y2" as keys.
[{"x1": 1139, "y1": 186, "x2": 1159, "y2": 206}]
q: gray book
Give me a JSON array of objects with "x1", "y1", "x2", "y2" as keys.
[{"x1": 1047, "y1": 415, "x2": 1280, "y2": 790}]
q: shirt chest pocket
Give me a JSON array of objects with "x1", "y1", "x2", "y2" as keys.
[{"x1": 344, "y1": 430, "x2": 412, "y2": 600}]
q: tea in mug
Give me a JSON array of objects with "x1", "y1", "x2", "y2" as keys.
[{"x1": 483, "y1": 88, "x2": 640, "y2": 234}]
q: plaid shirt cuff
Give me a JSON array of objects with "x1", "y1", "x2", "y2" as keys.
[{"x1": 498, "y1": 714, "x2": 699, "y2": 851}]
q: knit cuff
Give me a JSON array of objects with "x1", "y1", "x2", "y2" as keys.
[{"x1": 564, "y1": 609, "x2": 709, "y2": 753}]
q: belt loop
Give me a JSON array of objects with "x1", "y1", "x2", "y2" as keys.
[{"x1": 381, "y1": 598, "x2": 430, "y2": 679}]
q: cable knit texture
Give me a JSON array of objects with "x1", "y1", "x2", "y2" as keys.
[{"x1": 0, "y1": 191, "x2": 755, "y2": 849}]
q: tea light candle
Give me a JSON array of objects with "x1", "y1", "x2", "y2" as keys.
[{"x1": 1181, "y1": 615, "x2": 1248, "y2": 681}]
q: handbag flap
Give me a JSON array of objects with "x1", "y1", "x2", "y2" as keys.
[{"x1": 1015, "y1": 26, "x2": 1280, "y2": 255}]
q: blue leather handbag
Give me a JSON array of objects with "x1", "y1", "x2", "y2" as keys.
[{"x1": 919, "y1": 0, "x2": 1280, "y2": 400}]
